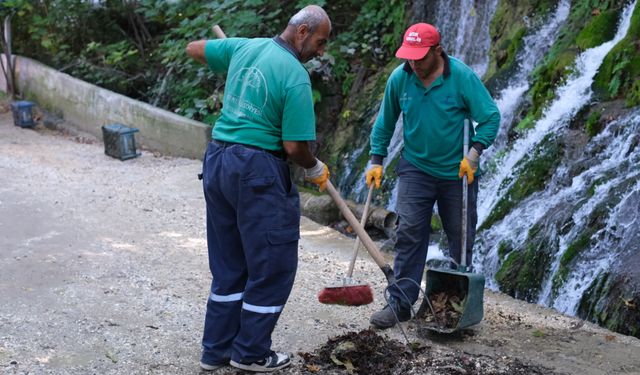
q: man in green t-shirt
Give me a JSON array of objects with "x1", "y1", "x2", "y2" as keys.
[
  {"x1": 186, "y1": 5, "x2": 331, "y2": 372},
  {"x1": 365, "y1": 23, "x2": 500, "y2": 329}
]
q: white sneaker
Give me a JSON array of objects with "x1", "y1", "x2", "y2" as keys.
[
  {"x1": 230, "y1": 351, "x2": 291, "y2": 372},
  {"x1": 200, "y1": 361, "x2": 225, "y2": 371}
]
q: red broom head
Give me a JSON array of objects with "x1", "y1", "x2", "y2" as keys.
[{"x1": 318, "y1": 285, "x2": 374, "y2": 306}]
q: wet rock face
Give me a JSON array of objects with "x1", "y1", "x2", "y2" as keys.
[
  {"x1": 579, "y1": 270, "x2": 640, "y2": 338},
  {"x1": 578, "y1": 189, "x2": 640, "y2": 339}
]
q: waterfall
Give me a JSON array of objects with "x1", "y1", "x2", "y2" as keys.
[
  {"x1": 434, "y1": 0, "x2": 499, "y2": 77},
  {"x1": 474, "y1": 1, "x2": 638, "y2": 312},
  {"x1": 337, "y1": 141, "x2": 368, "y2": 194},
  {"x1": 485, "y1": 0, "x2": 570, "y2": 157},
  {"x1": 350, "y1": 116, "x2": 404, "y2": 206},
  {"x1": 545, "y1": 111, "x2": 640, "y2": 314},
  {"x1": 477, "y1": 1, "x2": 637, "y2": 226}
]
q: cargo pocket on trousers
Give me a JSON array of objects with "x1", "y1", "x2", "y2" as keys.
[{"x1": 267, "y1": 227, "x2": 300, "y2": 273}]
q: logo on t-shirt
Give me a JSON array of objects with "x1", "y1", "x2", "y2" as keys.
[{"x1": 227, "y1": 67, "x2": 268, "y2": 118}]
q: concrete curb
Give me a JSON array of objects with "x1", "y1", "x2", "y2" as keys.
[{"x1": 1, "y1": 55, "x2": 210, "y2": 160}]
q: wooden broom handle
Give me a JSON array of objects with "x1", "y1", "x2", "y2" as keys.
[
  {"x1": 325, "y1": 180, "x2": 389, "y2": 269},
  {"x1": 212, "y1": 25, "x2": 226, "y2": 39}
]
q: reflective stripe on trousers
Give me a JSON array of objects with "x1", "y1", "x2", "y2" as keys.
[{"x1": 200, "y1": 141, "x2": 300, "y2": 365}]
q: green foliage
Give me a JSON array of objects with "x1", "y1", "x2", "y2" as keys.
[
  {"x1": 327, "y1": 0, "x2": 406, "y2": 95},
  {"x1": 312, "y1": 89, "x2": 322, "y2": 106},
  {"x1": 485, "y1": 0, "x2": 557, "y2": 84},
  {"x1": 532, "y1": 329, "x2": 545, "y2": 338},
  {"x1": 593, "y1": 3, "x2": 640, "y2": 107},
  {"x1": 514, "y1": 112, "x2": 537, "y2": 133},
  {"x1": 431, "y1": 214, "x2": 443, "y2": 233},
  {"x1": 515, "y1": 0, "x2": 627, "y2": 128},
  {"x1": 585, "y1": 110, "x2": 602, "y2": 138},
  {"x1": 626, "y1": 79, "x2": 640, "y2": 107},
  {"x1": 529, "y1": 50, "x2": 576, "y2": 117},
  {"x1": 6, "y1": 0, "x2": 409, "y2": 123},
  {"x1": 575, "y1": 9, "x2": 618, "y2": 50},
  {"x1": 497, "y1": 240, "x2": 513, "y2": 259},
  {"x1": 595, "y1": 45, "x2": 640, "y2": 104}
]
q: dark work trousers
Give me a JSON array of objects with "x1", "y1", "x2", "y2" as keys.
[
  {"x1": 390, "y1": 157, "x2": 478, "y2": 311},
  {"x1": 200, "y1": 141, "x2": 300, "y2": 365}
]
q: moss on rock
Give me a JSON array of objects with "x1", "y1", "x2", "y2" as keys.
[
  {"x1": 513, "y1": 0, "x2": 628, "y2": 130},
  {"x1": 551, "y1": 230, "x2": 594, "y2": 297},
  {"x1": 495, "y1": 223, "x2": 556, "y2": 302},
  {"x1": 480, "y1": 134, "x2": 563, "y2": 230},
  {"x1": 576, "y1": 9, "x2": 619, "y2": 50},
  {"x1": 584, "y1": 110, "x2": 603, "y2": 137},
  {"x1": 578, "y1": 272, "x2": 640, "y2": 339},
  {"x1": 484, "y1": 0, "x2": 557, "y2": 89}
]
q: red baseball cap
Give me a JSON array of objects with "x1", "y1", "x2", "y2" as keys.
[{"x1": 395, "y1": 23, "x2": 441, "y2": 60}]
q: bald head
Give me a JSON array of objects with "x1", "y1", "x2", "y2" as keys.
[
  {"x1": 280, "y1": 5, "x2": 331, "y2": 63},
  {"x1": 288, "y1": 5, "x2": 331, "y2": 34}
]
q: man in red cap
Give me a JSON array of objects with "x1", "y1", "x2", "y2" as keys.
[{"x1": 365, "y1": 23, "x2": 500, "y2": 329}]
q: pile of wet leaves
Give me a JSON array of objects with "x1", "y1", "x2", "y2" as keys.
[
  {"x1": 294, "y1": 329, "x2": 555, "y2": 375},
  {"x1": 298, "y1": 329, "x2": 417, "y2": 374},
  {"x1": 420, "y1": 291, "x2": 466, "y2": 329}
]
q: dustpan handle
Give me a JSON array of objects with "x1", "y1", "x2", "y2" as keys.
[{"x1": 461, "y1": 119, "x2": 469, "y2": 270}]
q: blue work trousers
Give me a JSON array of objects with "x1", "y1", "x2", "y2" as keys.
[
  {"x1": 200, "y1": 141, "x2": 300, "y2": 365},
  {"x1": 390, "y1": 157, "x2": 478, "y2": 310}
]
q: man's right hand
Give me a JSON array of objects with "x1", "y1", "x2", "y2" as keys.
[{"x1": 365, "y1": 164, "x2": 383, "y2": 188}]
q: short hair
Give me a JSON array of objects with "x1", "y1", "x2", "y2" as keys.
[{"x1": 288, "y1": 5, "x2": 331, "y2": 33}]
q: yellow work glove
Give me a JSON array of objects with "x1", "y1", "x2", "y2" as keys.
[
  {"x1": 305, "y1": 159, "x2": 330, "y2": 192},
  {"x1": 458, "y1": 147, "x2": 480, "y2": 185},
  {"x1": 365, "y1": 164, "x2": 383, "y2": 188}
]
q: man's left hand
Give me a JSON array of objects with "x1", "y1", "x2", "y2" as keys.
[
  {"x1": 458, "y1": 147, "x2": 480, "y2": 184},
  {"x1": 305, "y1": 159, "x2": 330, "y2": 192}
]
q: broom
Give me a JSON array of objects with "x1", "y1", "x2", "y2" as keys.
[
  {"x1": 318, "y1": 184, "x2": 376, "y2": 306},
  {"x1": 318, "y1": 181, "x2": 396, "y2": 306}
]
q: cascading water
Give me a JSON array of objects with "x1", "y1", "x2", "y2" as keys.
[
  {"x1": 477, "y1": 1, "x2": 637, "y2": 226},
  {"x1": 475, "y1": 1, "x2": 638, "y2": 314},
  {"x1": 351, "y1": 117, "x2": 404, "y2": 209},
  {"x1": 545, "y1": 111, "x2": 640, "y2": 314},
  {"x1": 434, "y1": 0, "x2": 499, "y2": 77},
  {"x1": 485, "y1": 0, "x2": 570, "y2": 157}
]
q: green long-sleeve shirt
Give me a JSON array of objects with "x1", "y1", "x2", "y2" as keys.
[{"x1": 370, "y1": 54, "x2": 500, "y2": 180}]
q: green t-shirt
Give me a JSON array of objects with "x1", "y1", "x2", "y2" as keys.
[
  {"x1": 371, "y1": 55, "x2": 501, "y2": 180},
  {"x1": 204, "y1": 38, "x2": 316, "y2": 151}
]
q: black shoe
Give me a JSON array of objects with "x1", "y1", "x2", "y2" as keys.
[
  {"x1": 230, "y1": 351, "x2": 291, "y2": 372},
  {"x1": 370, "y1": 304, "x2": 411, "y2": 329}
]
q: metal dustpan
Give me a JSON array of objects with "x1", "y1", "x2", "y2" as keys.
[
  {"x1": 418, "y1": 261, "x2": 485, "y2": 333},
  {"x1": 417, "y1": 120, "x2": 485, "y2": 333}
]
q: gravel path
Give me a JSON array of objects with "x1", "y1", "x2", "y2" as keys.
[{"x1": 1, "y1": 107, "x2": 639, "y2": 375}]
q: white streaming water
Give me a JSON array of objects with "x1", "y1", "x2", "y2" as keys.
[
  {"x1": 485, "y1": 0, "x2": 570, "y2": 157},
  {"x1": 477, "y1": 1, "x2": 637, "y2": 226},
  {"x1": 546, "y1": 111, "x2": 640, "y2": 313},
  {"x1": 434, "y1": 0, "x2": 498, "y2": 76}
]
